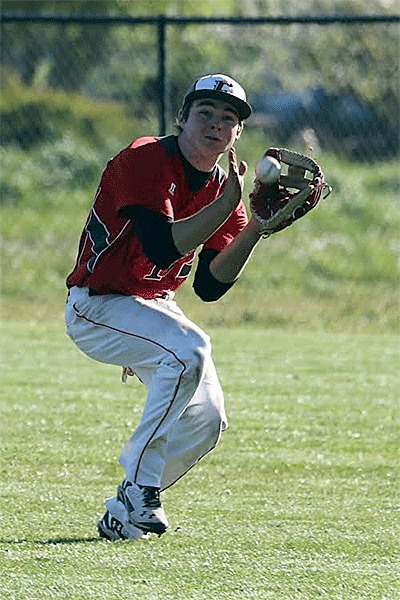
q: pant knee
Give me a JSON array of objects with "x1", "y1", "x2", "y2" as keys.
[
  {"x1": 189, "y1": 394, "x2": 226, "y2": 436},
  {"x1": 209, "y1": 406, "x2": 225, "y2": 439},
  {"x1": 180, "y1": 330, "x2": 211, "y2": 385}
]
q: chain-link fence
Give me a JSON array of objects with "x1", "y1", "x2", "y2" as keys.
[{"x1": 1, "y1": 13, "x2": 399, "y2": 163}]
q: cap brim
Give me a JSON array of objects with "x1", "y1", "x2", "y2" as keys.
[{"x1": 184, "y1": 89, "x2": 252, "y2": 121}]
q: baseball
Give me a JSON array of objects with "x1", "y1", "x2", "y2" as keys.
[{"x1": 255, "y1": 155, "x2": 281, "y2": 184}]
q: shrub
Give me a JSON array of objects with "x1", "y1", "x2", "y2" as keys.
[{"x1": 0, "y1": 71, "x2": 148, "y2": 152}]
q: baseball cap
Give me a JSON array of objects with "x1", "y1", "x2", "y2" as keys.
[{"x1": 182, "y1": 74, "x2": 252, "y2": 121}]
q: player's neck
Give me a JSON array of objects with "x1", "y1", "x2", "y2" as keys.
[{"x1": 177, "y1": 134, "x2": 221, "y2": 173}]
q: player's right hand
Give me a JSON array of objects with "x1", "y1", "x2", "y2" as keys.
[{"x1": 222, "y1": 147, "x2": 247, "y2": 208}]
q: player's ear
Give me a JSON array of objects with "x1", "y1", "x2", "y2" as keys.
[
  {"x1": 177, "y1": 108, "x2": 186, "y2": 126},
  {"x1": 235, "y1": 123, "x2": 244, "y2": 140}
]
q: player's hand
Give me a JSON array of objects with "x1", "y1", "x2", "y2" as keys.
[{"x1": 222, "y1": 147, "x2": 247, "y2": 208}]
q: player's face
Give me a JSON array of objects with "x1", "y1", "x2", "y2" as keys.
[{"x1": 179, "y1": 98, "x2": 242, "y2": 158}]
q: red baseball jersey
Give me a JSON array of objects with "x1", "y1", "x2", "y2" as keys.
[{"x1": 67, "y1": 135, "x2": 248, "y2": 299}]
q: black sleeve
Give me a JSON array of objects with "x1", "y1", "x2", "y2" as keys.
[
  {"x1": 193, "y1": 248, "x2": 235, "y2": 302},
  {"x1": 124, "y1": 205, "x2": 183, "y2": 269}
]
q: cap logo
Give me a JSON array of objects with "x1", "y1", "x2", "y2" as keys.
[{"x1": 213, "y1": 79, "x2": 234, "y2": 94}]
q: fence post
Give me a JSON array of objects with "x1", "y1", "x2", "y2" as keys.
[{"x1": 157, "y1": 15, "x2": 169, "y2": 136}]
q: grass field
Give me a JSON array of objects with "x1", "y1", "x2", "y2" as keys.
[
  {"x1": 1, "y1": 320, "x2": 398, "y2": 599},
  {"x1": 1, "y1": 120, "x2": 399, "y2": 598}
]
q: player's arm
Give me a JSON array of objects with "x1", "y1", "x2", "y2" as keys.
[
  {"x1": 193, "y1": 248, "x2": 234, "y2": 301},
  {"x1": 208, "y1": 217, "x2": 261, "y2": 283},
  {"x1": 193, "y1": 218, "x2": 261, "y2": 302},
  {"x1": 171, "y1": 148, "x2": 246, "y2": 256},
  {"x1": 125, "y1": 206, "x2": 182, "y2": 269},
  {"x1": 125, "y1": 148, "x2": 246, "y2": 270},
  {"x1": 126, "y1": 205, "x2": 260, "y2": 301}
]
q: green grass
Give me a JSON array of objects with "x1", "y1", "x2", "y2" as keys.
[
  {"x1": 1, "y1": 56, "x2": 399, "y2": 600},
  {"x1": 1, "y1": 321, "x2": 399, "y2": 599},
  {"x1": 0, "y1": 108, "x2": 399, "y2": 596}
]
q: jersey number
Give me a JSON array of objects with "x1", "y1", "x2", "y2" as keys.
[{"x1": 143, "y1": 259, "x2": 193, "y2": 281}]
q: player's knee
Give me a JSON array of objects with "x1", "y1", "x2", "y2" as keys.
[
  {"x1": 209, "y1": 403, "x2": 225, "y2": 435},
  {"x1": 181, "y1": 330, "x2": 211, "y2": 386},
  {"x1": 202, "y1": 403, "x2": 226, "y2": 453},
  {"x1": 209, "y1": 386, "x2": 228, "y2": 432},
  {"x1": 195, "y1": 390, "x2": 227, "y2": 437}
]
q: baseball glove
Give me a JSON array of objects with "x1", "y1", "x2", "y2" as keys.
[{"x1": 250, "y1": 148, "x2": 331, "y2": 237}]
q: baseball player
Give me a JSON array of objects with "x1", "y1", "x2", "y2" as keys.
[{"x1": 65, "y1": 73, "x2": 262, "y2": 541}]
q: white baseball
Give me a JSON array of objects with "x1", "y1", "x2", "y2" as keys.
[{"x1": 255, "y1": 156, "x2": 281, "y2": 184}]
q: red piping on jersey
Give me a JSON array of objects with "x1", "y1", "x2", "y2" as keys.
[{"x1": 72, "y1": 302, "x2": 187, "y2": 484}]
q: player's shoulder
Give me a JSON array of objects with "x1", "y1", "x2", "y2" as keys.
[
  {"x1": 105, "y1": 135, "x2": 178, "y2": 173},
  {"x1": 130, "y1": 135, "x2": 179, "y2": 157}
]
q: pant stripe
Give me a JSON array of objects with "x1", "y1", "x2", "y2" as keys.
[{"x1": 73, "y1": 302, "x2": 188, "y2": 484}]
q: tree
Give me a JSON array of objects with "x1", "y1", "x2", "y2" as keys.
[{"x1": 1, "y1": 1, "x2": 118, "y2": 90}]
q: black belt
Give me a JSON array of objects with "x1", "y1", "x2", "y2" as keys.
[
  {"x1": 88, "y1": 288, "x2": 171, "y2": 300},
  {"x1": 88, "y1": 288, "x2": 102, "y2": 296}
]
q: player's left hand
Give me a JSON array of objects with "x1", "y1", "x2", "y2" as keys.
[{"x1": 250, "y1": 147, "x2": 331, "y2": 237}]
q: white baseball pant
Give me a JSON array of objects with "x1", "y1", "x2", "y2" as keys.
[{"x1": 65, "y1": 286, "x2": 228, "y2": 490}]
